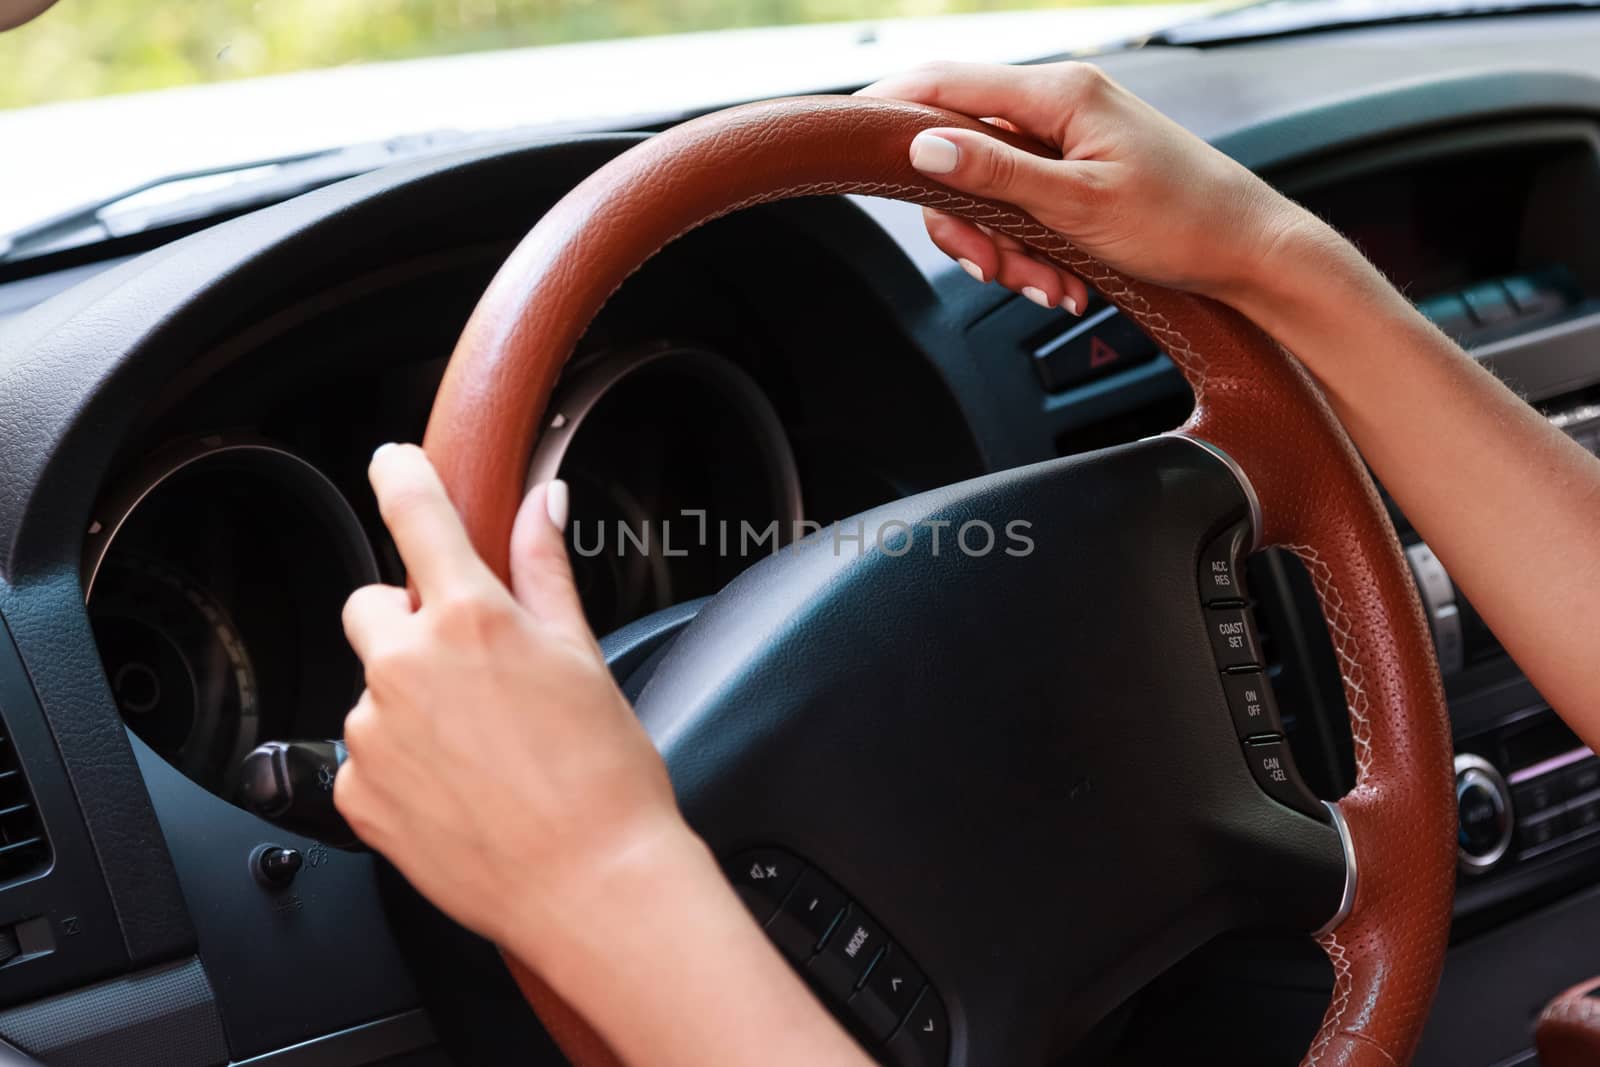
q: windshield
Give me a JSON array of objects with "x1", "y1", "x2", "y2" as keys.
[{"x1": 0, "y1": 0, "x2": 1206, "y2": 250}]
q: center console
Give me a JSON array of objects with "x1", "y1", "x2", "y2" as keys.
[
  {"x1": 1269, "y1": 118, "x2": 1600, "y2": 925},
  {"x1": 1393, "y1": 394, "x2": 1600, "y2": 920}
]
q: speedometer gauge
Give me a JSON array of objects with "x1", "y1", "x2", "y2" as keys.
[
  {"x1": 85, "y1": 439, "x2": 379, "y2": 804},
  {"x1": 90, "y1": 555, "x2": 261, "y2": 793}
]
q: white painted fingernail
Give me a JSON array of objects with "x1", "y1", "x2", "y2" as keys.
[
  {"x1": 1021, "y1": 286, "x2": 1052, "y2": 309},
  {"x1": 909, "y1": 132, "x2": 959, "y2": 175},
  {"x1": 545, "y1": 479, "x2": 569, "y2": 533},
  {"x1": 957, "y1": 258, "x2": 985, "y2": 283},
  {"x1": 372, "y1": 442, "x2": 397, "y2": 463},
  {"x1": 1061, "y1": 295, "x2": 1081, "y2": 315}
]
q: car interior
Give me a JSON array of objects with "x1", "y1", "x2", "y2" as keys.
[{"x1": 2, "y1": 2, "x2": 1600, "y2": 1065}]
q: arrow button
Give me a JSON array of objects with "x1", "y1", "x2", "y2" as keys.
[
  {"x1": 884, "y1": 986, "x2": 949, "y2": 1067},
  {"x1": 846, "y1": 944, "x2": 926, "y2": 1043}
]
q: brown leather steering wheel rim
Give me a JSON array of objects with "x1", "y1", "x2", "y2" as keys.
[{"x1": 422, "y1": 95, "x2": 1456, "y2": 1067}]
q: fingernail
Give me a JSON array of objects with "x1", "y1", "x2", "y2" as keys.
[
  {"x1": 1060, "y1": 295, "x2": 1081, "y2": 315},
  {"x1": 1021, "y1": 286, "x2": 1052, "y2": 309},
  {"x1": 909, "y1": 132, "x2": 959, "y2": 175},
  {"x1": 957, "y1": 257, "x2": 986, "y2": 283},
  {"x1": 545, "y1": 479, "x2": 569, "y2": 533},
  {"x1": 372, "y1": 442, "x2": 397, "y2": 463}
]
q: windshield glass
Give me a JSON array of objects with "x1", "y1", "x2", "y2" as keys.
[{"x1": 0, "y1": 0, "x2": 1206, "y2": 246}]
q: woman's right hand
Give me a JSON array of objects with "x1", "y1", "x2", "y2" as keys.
[{"x1": 858, "y1": 60, "x2": 1320, "y2": 313}]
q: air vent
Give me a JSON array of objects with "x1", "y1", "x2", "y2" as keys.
[{"x1": 0, "y1": 720, "x2": 50, "y2": 884}]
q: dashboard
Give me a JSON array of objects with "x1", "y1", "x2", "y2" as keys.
[{"x1": 1, "y1": 13, "x2": 1600, "y2": 1067}]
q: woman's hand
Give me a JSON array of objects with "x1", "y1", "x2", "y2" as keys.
[
  {"x1": 859, "y1": 60, "x2": 1315, "y2": 312},
  {"x1": 334, "y1": 444, "x2": 690, "y2": 958},
  {"x1": 334, "y1": 444, "x2": 871, "y2": 1067}
]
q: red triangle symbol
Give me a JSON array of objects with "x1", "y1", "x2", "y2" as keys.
[{"x1": 1089, "y1": 335, "x2": 1121, "y2": 368}]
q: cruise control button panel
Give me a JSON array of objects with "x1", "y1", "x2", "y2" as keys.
[
  {"x1": 1195, "y1": 521, "x2": 1328, "y2": 823},
  {"x1": 724, "y1": 847, "x2": 948, "y2": 1065}
]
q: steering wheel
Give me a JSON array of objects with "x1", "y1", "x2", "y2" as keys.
[{"x1": 421, "y1": 97, "x2": 1455, "y2": 1067}]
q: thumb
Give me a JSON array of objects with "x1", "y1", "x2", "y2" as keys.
[
  {"x1": 908, "y1": 127, "x2": 1090, "y2": 231},
  {"x1": 509, "y1": 480, "x2": 588, "y2": 632}
]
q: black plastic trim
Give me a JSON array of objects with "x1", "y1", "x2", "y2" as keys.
[
  {"x1": 229, "y1": 1010, "x2": 436, "y2": 1067},
  {"x1": 0, "y1": 957, "x2": 226, "y2": 1067}
]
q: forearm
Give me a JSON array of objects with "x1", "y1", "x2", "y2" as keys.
[
  {"x1": 504, "y1": 823, "x2": 872, "y2": 1067},
  {"x1": 1221, "y1": 213, "x2": 1600, "y2": 736}
]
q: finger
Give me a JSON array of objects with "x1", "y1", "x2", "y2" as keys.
[
  {"x1": 994, "y1": 249, "x2": 1067, "y2": 310},
  {"x1": 965, "y1": 217, "x2": 1091, "y2": 315},
  {"x1": 908, "y1": 127, "x2": 1098, "y2": 234},
  {"x1": 922, "y1": 209, "x2": 998, "y2": 284},
  {"x1": 860, "y1": 60, "x2": 1108, "y2": 145},
  {"x1": 340, "y1": 691, "x2": 379, "y2": 760},
  {"x1": 331, "y1": 755, "x2": 387, "y2": 849},
  {"x1": 1057, "y1": 269, "x2": 1090, "y2": 316},
  {"x1": 369, "y1": 443, "x2": 493, "y2": 601},
  {"x1": 342, "y1": 584, "x2": 415, "y2": 661},
  {"x1": 926, "y1": 210, "x2": 1089, "y2": 314},
  {"x1": 510, "y1": 480, "x2": 589, "y2": 632}
]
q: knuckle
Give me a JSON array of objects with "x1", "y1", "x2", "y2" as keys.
[
  {"x1": 1070, "y1": 165, "x2": 1115, "y2": 210},
  {"x1": 341, "y1": 586, "x2": 378, "y2": 630},
  {"x1": 433, "y1": 587, "x2": 516, "y2": 642},
  {"x1": 342, "y1": 702, "x2": 380, "y2": 755},
  {"x1": 377, "y1": 480, "x2": 433, "y2": 523},
  {"x1": 983, "y1": 147, "x2": 1020, "y2": 197},
  {"x1": 1055, "y1": 61, "x2": 1107, "y2": 99},
  {"x1": 905, "y1": 59, "x2": 955, "y2": 87},
  {"x1": 361, "y1": 640, "x2": 417, "y2": 686}
]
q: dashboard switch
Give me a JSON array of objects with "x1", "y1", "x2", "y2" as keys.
[
  {"x1": 849, "y1": 946, "x2": 926, "y2": 1042},
  {"x1": 885, "y1": 987, "x2": 950, "y2": 1067},
  {"x1": 1221, "y1": 671, "x2": 1283, "y2": 739},
  {"x1": 238, "y1": 739, "x2": 358, "y2": 847},
  {"x1": 1243, "y1": 738, "x2": 1326, "y2": 820},
  {"x1": 1461, "y1": 282, "x2": 1516, "y2": 327},
  {"x1": 767, "y1": 869, "x2": 847, "y2": 962},
  {"x1": 1198, "y1": 522, "x2": 1250, "y2": 604},
  {"x1": 1205, "y1": 607, "x2": 1262, "y2": 670},
  {"x1": 252, "y1": 845, "x2": 303, "y2": 888},
  {"x1": 724, "y1": 848, "x2": 804, "y2": 924},
  {"x1": 808, "y1": 905, "x2": 887, "y2": 1001},
  {"x1": 1030, "y1": 306, "x2": 1158, "y2": 392}
]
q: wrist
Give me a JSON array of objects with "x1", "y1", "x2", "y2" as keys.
[
  {"x1": 1206, "y1": 201, "x2": 1336, "y2": 312},
  {"x1": 498, "y1": 810, "x2": 712, "y2": 976}
]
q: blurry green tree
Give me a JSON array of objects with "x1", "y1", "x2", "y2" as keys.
[{"x1": 0, "y1": 0, "x2": 1148, "y2": 109}]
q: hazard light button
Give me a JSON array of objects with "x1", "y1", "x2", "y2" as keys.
[{"x1": 1031, "y1": 305, "x2": 1160, "y2": 392}]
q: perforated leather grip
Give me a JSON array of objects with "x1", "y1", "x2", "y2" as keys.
[{"x1": 422, "y1": 95, "x2": 1455, "y2": 1067}]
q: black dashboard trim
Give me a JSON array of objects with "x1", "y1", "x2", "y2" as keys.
[
  {"x1": 0, "y1": 956, "x2": 226, "y2": 1067},
  {"x1": 229, "y1": 1010, "x2": 436, "y2": 1067}
]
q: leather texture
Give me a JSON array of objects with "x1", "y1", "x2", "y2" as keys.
[
  {"x1": 422, "y1": 95, "x2": 1456, "y2": 1067},
  {"x1": 1538, "y1": 977, "x2": 1600, "y2": 1067}
]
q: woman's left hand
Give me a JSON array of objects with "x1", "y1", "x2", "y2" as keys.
[{"x1": 334, "y1": 444, "x2": 691, "y2": 961}]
